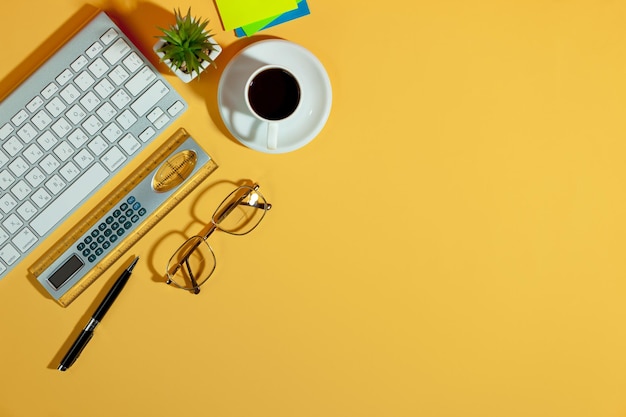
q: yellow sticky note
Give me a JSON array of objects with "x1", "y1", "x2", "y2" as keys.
[{"x1": 215, "y1": 0, "x2": 298, "y2": 30}]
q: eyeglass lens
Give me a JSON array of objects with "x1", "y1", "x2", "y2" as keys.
[
  {"x1": 166, "y1": 185, "x2": 271, "y2": 292},
  {"x1": 212, "y1": 186, "x2": 270, "y2": 235},
  {"x1": 167, "y1": 236, "x2": 216, "y2": 291}
]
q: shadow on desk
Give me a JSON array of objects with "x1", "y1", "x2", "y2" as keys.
[
  {"x1": 46, "y1": 254, "x2": 136, "y2": 370},
  {"x1": 0, "y1": 5, "x2": 100, "y2": 101}
]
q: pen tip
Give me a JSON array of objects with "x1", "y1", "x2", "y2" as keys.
[
  {"x1": 128, "y1": 257, "x2": 139, "y2": 272},
  {"x1": 58, "y1": 365, "x2": 67, "y2": 371}
]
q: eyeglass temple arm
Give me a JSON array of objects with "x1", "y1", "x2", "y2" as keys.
[
  {"x1": 168, "y1": 239, "x2": 204, "y2": 293},
  {"x1": 184, "y1": 258, "x2": 201, "y2": 294}
]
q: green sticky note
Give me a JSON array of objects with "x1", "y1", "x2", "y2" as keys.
[
  {"x1": 215, "y1": 0, "x2": 298, "y2": 30},
  {"x1": 241, "y1": 16, "x2": 276, "y2": 36}
]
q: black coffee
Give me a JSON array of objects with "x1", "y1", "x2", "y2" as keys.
[{"x1": 248, "y1": 68, "x2": 301, "y2": 121}]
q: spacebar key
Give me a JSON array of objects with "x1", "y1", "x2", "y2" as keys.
[{"x1": 31, "y1": 163, "x2": 109, "y2": 237}]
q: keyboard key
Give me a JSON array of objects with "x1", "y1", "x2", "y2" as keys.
[
  {"x1": 37, "y1": 132, "x2": 58, "y2": 151},
  {"x1": 39, "y1": 154, "x2": 60, "y2": 174},
  {"x1": 0, "y1": 230, "x2": 8, "y2": 245},
  {"x1": 71, "y1": 55, "x2": 89, "y2": 72},
  {"x1": 119, "y1": 134, "x2": 140, "y2": 155},
  {"x1": 153, "y1": 114, "x2": 170, "y2": 129},
  {"x1": 0, "y1": 123, "x2": 14, "y2": 140},
  {"x1": 56, "y1": 69, "x2": 73, "y2": 86},
  {"x1": 3, "y1": 137, "x2": 23, "y2": 157},
  {"x1": 60, "y1": 161, "x2": 80, "y2": 182},
  {"x1": 3, "y1": 214, "x2": 23, "y2": 234},
  {"x1": 46, "y1": 97, "x2": 66, "y2": 117},
  {"x1": 80, "y1": 92, "x2": 101, "y2": 111},
  {"x1": 0, "y1": 171, "x2": 16, "y2": 191},
  {"x1": 97, "y1": 102, "x2": 116, "y2": 122},
  {"x1": 132, "y1": 80, "x2": 168, "y2": 116},
  {"x1": 31, "y1": 163, "x2": 108, "y2": 236},
  {"x1": 51, "y1": 118, "x2": 72, "y2": 137},
  {"x1": 32, "y1": 110, "x2": 53, "y2": 130},
  {"x1": 0, "y1": 243, "x2": 19, "y2": 266},
  {"x1": 60, "y1": 84, "x2": 80, "y2": 104},
  {"x1": 45, "y1": 175, "x2": 66, "y2": 195},
  {"x1": 10, "y1": 181, "x2": 31, "y2": 201},
  {"x1": 100, "y1": 28, "x2": 118, "y2": 45},
  {"x1": 82, "y1": 115, "x2": 103, "y2": 135},
  {"x1": 24, "y1": 144, "x2": 44, "y2": 164},
  {"x1": 66, "y1": 104, "x2": 87, "y2": 124},
  {"x1": 94, "y1": 78, "x2": 115, "y2": 98},
  {"x1": 17, "y1": 123, "x2": 38, "y2": 142},
  {"x1": 168, "y1": 101, "x2": 185, "y2": 116},
  {"x1": 126, "y1": 67, "x2": 156, "y2": 96},
  {"x1": 24, "y1": 167, "x2": 45, "y2": 188},
  {"x1": 109, "y1": 66, "x2": 129, "y2": 85},
  {"x1": 75, "y1": 71, "x2": 95, "y2": 91},
  {"x1": 26, "y1": 96, "x2": 44, "y2": 113},
  {"x1": 74, "y1": 149, "x2": 95, "y2": 168},
  {"x1": 102, "y1": 146, "x2": 126, "y2": 171},
  {"x1": 0, "y1": 150, "x2": 8, "y2": 168},
  {"x1": 11, "y1": 110, "x2": 29, "y2": 127},
  {"x1": 88, "y1": 57, "x2": 109, "y2": 78},
  {"x1": 8, "y1": 157, "x2": 29, "y2": 177},
  {"x1": 17, "y1": 201, "x2": 38, "y2": 221},
  {"x1": 41, "y1": 83, "x2": 59, "y2": 99},
  {"x1": 53, "y1": 141, "x2": 74, "y2": 161},
  {"x1": 12, "y1": 228, "x2": 37, "y2": 253},
  {"x1": 111, "y1": 89, "x2": 131, "y2": 109},
  {"x1": 86, "y1": 41, "x2": 104, "y2": 58},
  {"x1": 102, "y1": 123, "x2": 122, "y2": 142},
  {"x1": 88, "y1": 136, "x2": 109, "y2": 156},
  {"x1": 0, "y1": 192, "x2": 17, "y2": 212},
  {"x1": 68, "y1": 129, "x2": 89, "y2": 148},
  {"x1": 147, "y1": 108, "x2": 164, "y2": 123},
  {"x1": 103, "y1": 38, "x2": 131, "y2": 65},
  {"x1": 116, "y1": 109, "x2": 137, "y2": 129},
  {"x1": 31, "y1": 189, "x2": 51, "y2": 208},
  {"x1": 123, "y1": 52, "x2": 143, "y2": 73},
  {"x1": 139, "y1": 127, "x2": 156, "y2": 142}
]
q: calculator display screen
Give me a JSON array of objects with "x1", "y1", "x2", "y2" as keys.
[{"x1": 48, "y1": 254, "x2": 85, "y2": 290}]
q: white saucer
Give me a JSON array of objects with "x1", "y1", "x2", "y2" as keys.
[{"x1": 217, "y1": 39, "x2": 332, "y2": 154}]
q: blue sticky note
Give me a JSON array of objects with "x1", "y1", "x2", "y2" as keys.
[{"x1": 235, "y1": 0, "x2": 310, "y2": 37}]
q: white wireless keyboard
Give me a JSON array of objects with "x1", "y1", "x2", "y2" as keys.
[{"x1": 0, "y1": 11, "x2": 187, "y2": 281}]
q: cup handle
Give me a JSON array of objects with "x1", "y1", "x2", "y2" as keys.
[{"x1": 267, "y1": 122, "x2": 279, "y2": 150}]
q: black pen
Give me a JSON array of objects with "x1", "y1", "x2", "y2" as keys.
[{"x1": 58, "y1": 257, "x2": 139, "y2": 372}]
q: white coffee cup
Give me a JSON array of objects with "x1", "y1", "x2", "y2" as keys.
[{"x1": 244, "y1": 65, "x2": 301, "y2": 150}]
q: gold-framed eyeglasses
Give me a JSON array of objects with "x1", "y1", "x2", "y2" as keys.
[{"x1": 166, "y1": 184, "x2": 272, "y2": 294}]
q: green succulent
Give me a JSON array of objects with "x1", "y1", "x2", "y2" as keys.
[{"x1": 157, "y1": 8, "x2": 217, "y2": 77}]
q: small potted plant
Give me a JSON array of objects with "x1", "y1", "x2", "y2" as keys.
[{"x1": 154, "y1": 8, "x2": 222, "y2": 83}]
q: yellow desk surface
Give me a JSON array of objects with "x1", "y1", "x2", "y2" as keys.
[{"x1": 2, "y1": 1, "x2": 626, "y2": 416}]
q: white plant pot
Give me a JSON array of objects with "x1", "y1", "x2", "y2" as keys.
[{"x1": 153, "y1": 38, "x2": 222, "y2": 83}]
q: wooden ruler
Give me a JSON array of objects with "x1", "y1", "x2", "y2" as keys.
[{"x1": 29, "y1": 128, "x2": 218, "y2": 306}]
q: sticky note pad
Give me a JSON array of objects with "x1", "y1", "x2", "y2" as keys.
[
  {"x1": 215, "y1": 0, "x2": 298, "y2": 30},
  {"x1": 235, "y1": 0, "x2": 310, "y2": 37}
]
